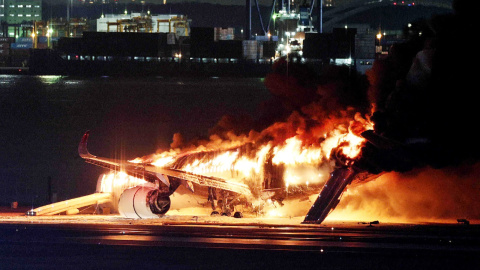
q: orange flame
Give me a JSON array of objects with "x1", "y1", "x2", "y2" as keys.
[{"x1": 135, "y1": 113, "x2": 372, "y2": 193}]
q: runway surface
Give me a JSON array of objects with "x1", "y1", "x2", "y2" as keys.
[{"x1": 1, "y1": 211, "x2": 479, "y2": 269}]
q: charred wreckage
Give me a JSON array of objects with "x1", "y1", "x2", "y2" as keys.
[{"x1": 25, "y1": 122, "x2": 455, "y2": 225}]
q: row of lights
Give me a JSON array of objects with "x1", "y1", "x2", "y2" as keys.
[{"x1": 393, "y1": 2, "x2": 415, "y2": 5}]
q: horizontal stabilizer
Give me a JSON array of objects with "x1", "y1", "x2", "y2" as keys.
[{"x1": 26, "y1": 193, "x2": 113, "y2": 216}]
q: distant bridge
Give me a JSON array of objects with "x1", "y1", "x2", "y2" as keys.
[{"x1": 321, "y1": 0, "x2": 453, "y2": 31}]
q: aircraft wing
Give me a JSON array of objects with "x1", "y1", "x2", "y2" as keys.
[
  {"x1": 78, "y1": 131, "x2": 169, "y2": 186},
  {"x1": 79, "y1": 131, "x2": 252, "y2": 196}
]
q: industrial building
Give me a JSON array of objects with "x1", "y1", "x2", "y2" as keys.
[{"x1": 0, "y1": 0, "x2": 41, "y2": 25}]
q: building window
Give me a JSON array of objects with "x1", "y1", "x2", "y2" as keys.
[
  {"x1": 26, "y1": 14, "x2": 31, "y2": 17},
  {"x1": 18, "y1": 5, "x2": 23, "y2": 8},
  {"x1": 26, "y1": 5, "x2": 32, "y2": 8}
]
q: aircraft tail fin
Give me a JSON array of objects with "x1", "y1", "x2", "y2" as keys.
[{"x1": 78, "y1": 130, "x2": 94, "y2": 158}]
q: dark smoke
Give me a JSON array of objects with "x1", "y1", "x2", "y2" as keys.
[
  {"x1": 360, "y1": 0, "x2": 479, "y2": 173},
  {"x1": 206, "y1": 57, "x2": 371, "y2": 148}
]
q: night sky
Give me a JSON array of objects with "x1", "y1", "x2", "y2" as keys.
[{"x1": 43, "y1": 0, "x2": 275, "y2": 5}]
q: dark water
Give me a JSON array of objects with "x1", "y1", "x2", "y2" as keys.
[{"x1": 0, "y1": 75, "x2": 271, "y2": 205}]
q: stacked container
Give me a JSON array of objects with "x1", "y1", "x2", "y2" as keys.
[
  {"x1": 242, "y1": 40, "x2": 262, "y2": 61},
  {"x1": 0, "y1": 37, "x2": 13, "y2": 58}
]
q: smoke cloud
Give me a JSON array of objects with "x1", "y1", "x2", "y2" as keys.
[
  {"x1": 364, "y1": 0, "x2": 478, "y2": 169},
  {"x1": 331, "y1": 162, "x2": 480, "y2": 223}
]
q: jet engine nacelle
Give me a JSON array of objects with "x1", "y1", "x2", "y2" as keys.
[{"x1": 118, "y1": 185, "x2": 171, "y2": 219}]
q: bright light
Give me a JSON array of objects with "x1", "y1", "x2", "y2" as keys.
[{"x1": 376, "y1": 33, "x2": 382, "y2": 40}]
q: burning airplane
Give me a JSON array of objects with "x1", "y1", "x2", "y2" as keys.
[
  {"x1": 27, "y1": 113, "x2": 378, "y2": 223},
  {"x1": 26, "y1": 2, "x2": 479, "y2": 223}
]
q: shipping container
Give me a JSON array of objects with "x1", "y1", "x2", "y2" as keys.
[
  {"x1": 38, "y1": 36, "x2": 48, "y2": 44},
  {"x1": 16, "y1": 37, "x2": 34, "y2": 44},
  {"x1": 0, "y1": 37, "x2": 14, "y2": 43},
  {"x1": 243, "y1": 40, "x2": 259, "y2": 60},
  {"x1": 214, "y1": 27, "x2": 234, "y2": 41},
  {"x1": 11, "y1": 43, "x2": 33, "y2": 49}
]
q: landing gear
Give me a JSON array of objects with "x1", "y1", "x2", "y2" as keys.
[
  {"x1": 208, "y1": 187, "x2": 243, "y2": 218},
  {"x1": 208, "y1": 187, "x2": 218, "y2": 210}
]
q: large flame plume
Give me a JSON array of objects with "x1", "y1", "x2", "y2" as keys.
[{"x1": 127, "y1": 62, "x2": 374, "y2": 216}]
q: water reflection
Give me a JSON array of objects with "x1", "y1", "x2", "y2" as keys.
[
  {"x1": 36, "y1": 75, "x2": 63, "y2": 85},
  {"x1": 0, "y1": 74, "x2": 18, "y2": 85},
  {"x1": 35, "y1": 75, "x2": 86, "y2": 87}
]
